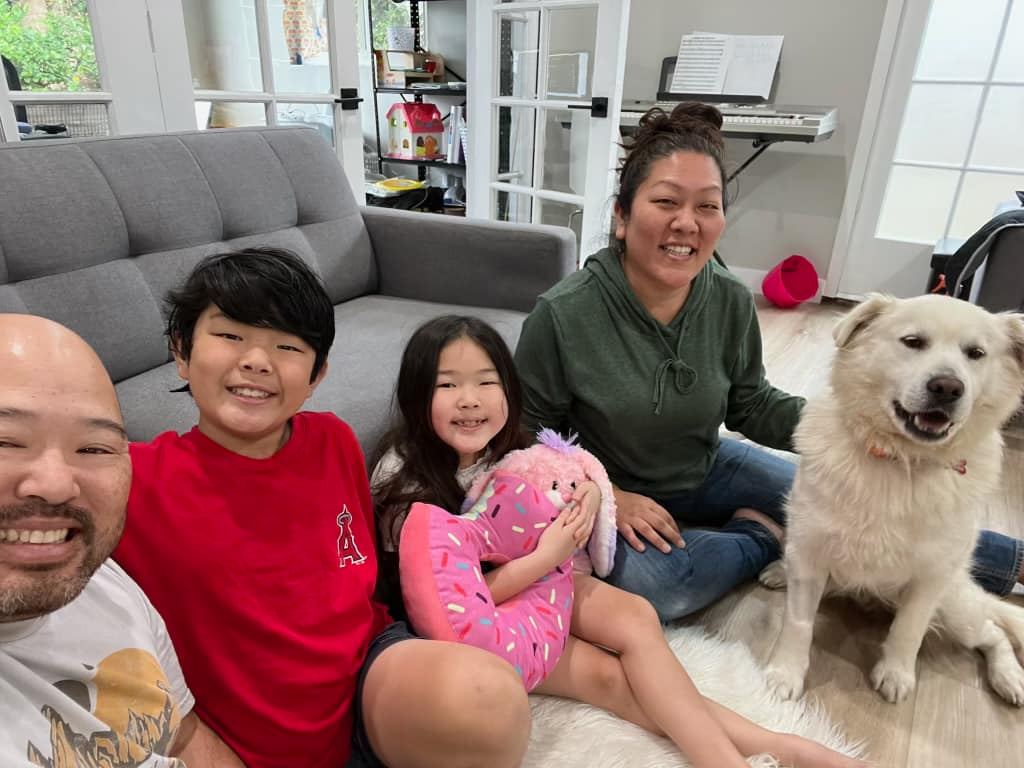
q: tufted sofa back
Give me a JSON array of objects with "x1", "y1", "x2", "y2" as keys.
[{"x1": 0, "y1": 126, "x2": 376, "y2": 383}]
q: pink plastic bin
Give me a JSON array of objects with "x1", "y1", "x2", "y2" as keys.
[{"x1": 761, "y1": 255, "x2": 819, "y2": 309}]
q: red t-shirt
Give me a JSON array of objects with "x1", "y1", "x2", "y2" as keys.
[{"x1": 115, "y1": 411, "x2": 389, "y2": 768}]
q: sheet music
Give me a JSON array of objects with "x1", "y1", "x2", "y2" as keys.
[
  {"x1": 717, "y1": 33, "x2": 783, "y2": 99},
  {"x1": 671, "y1": 32, "x2": 784, "y2": 99},
  {"x1": 670, "y1": 33, "x2": 730, "y2": 94}
]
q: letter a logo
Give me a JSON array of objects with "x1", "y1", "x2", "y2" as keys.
[{"x1": 336, "y1": 506, "x2": 367, "y2": 568}]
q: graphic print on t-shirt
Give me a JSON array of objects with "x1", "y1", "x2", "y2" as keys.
[
  {"x1": 26, "y1": 648, "x2": 182, "y2": 768},
  {"x1": 336, "y1": 505, "x2": 367, "y2": 568}
]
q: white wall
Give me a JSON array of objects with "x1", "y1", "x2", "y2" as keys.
[{"x1": 623, "y1": 0, "x2": 888, "y2": 282}]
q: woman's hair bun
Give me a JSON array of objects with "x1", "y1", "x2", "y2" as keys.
[{"x1": 633, "y1": 101, "x2": 725, "y2": 154}]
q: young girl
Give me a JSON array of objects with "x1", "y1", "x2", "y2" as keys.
[{"x1": 373, "y1": 315, "x2": 865, "y2": 768}]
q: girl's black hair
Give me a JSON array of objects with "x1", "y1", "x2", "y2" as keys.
[
  {"x1": 616, "y1": 101, "x2": 729, "y2": 224},
  {"x1": 165, "y1": 247, "x2": 335, "y2": 382},
  {"x1": 373, "y1": 315, "x2": 530, "y2": 550}
]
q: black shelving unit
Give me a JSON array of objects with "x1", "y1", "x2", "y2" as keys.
[{"x1": 367, "y1": 0, "x2": 466, "y2": 182}]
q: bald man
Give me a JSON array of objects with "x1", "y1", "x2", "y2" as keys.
[{"x1": 0, "y1": 315, "x2": 242, "y2": 767}]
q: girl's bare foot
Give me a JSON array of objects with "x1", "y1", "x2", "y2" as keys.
[
  {"x1": 775, "y1": 733, "x2": 869, "y2": 768},
  {"x1": 731, "y1": 506, "x2": 785, "y2": 549}
]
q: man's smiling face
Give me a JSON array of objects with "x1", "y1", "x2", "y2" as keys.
[{"x1": 0, "y1": 316, "x2": 130, "y2": 622}]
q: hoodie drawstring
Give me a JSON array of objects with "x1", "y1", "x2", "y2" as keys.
[
  {"x1": 650, "y1": 313, "x2": 699, "y2": 414},
  {"x1": 652, "y1": 356, "x2": 697, "y2": 415}
]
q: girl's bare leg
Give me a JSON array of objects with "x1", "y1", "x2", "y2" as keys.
[
  {"x1": 702, "y1": 698, "x2": 867, "y2": 768},
  {"x1": 538, "y1": 644, "x2": 865, "y2": 768},
  {"x1": 569, "y1": 574, "x2": 748, "y2": 768},
  {"x1": 570, "y1": 575, "x2": 867, "y2": 768},
  {"x1": 534, "y1": 634, "x2": 660, "y2": 732}
]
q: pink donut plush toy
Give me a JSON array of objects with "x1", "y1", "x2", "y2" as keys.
[{"x1": 398, "y1": 429, "x2": 617, "y2": 690}]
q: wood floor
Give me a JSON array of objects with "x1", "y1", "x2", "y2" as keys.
[{"x1": 688, "y1": 297, "x2": 1024, "y2": 768}]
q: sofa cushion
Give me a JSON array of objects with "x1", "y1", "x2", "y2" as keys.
[
  {"x1": 15, "y1": 260, "x2": 167, "y2": 382},
  {"x1": 82, "y1": 137, "x2": 223, "y2": 253},
  {"x1": 0, "y1": 144, "x2": 130, "y2": 281}
]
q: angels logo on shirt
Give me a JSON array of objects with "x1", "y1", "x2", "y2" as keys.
[{"x1": 336, "y1": 506, "x2": 367, "y2": 568}]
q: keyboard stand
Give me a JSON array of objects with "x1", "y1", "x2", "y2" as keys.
[{"x1": 727, "y1": 138, "x2": 781, "y2": 183}]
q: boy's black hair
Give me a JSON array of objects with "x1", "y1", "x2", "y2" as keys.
[{"x1": 166, "y1": 247, "x2": 335, "y2": 383}]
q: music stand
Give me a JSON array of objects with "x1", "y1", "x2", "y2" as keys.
[{"x1": 655, "y1": 57, "x2": 770, "y2": 106}]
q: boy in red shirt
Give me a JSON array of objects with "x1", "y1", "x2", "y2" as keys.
[{"x1": 115, "y1": 248, "x2": 529, "y2": 768}]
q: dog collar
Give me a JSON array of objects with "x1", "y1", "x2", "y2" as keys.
[{"x1": 867, "y1": 443, "x2": 967, "y2": 475}]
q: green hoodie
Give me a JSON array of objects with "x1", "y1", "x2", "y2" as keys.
[{"x1": 515, "y1": 247, "x2": 804, "y2": 497}]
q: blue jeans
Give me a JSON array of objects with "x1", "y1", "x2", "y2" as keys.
[{"x1": 604, "y1": 438, "x2": 1024, "y2": 623}]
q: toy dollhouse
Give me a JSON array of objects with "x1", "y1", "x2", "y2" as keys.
[{"x1": 385, "y1": 102, "x2": 444, "y2": 161}]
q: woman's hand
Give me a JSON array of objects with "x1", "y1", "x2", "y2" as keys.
[{"x1": 613, "y1": 487, "x2": 685, "y2": 554}]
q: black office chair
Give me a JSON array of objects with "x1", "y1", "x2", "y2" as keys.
[
  {"x1": 2, "y1": 54, "x2": 29, "y2": 124},
  {"x1": 3, "y1": 54, "x2": 67, "y2": 136},
  {"x1": 942, "y1": 195, "x2": 1024, "y2": 313}
]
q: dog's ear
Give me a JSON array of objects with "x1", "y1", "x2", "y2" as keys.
[
  {"x1": 1004, "y1": 312, "x2": 1024, "y2": 372},
  {"x1": 833, "y1": 293, "x2": 894, "y2": 348}
]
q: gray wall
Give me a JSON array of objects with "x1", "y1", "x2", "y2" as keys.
[
  {"x1": 427, "y1": 0, "x2": 467, "y2": 79},
  {"x1": 624, "y1": 0, "x2": 887, "y2": 277}
]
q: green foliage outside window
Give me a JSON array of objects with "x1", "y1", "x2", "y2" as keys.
[
  {"x1": 370, "y1": 0, "x2": 412, "y2": 51},
  {"x1": 0, "y1": 0, "x2": 99, "y2": 92}
]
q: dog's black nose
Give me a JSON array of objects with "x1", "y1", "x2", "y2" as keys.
[{"x1": 927, "y1": 375, "x2": 964, "y2": 403}]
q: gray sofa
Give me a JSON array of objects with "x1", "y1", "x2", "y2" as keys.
[{"x1": 0, "y1": 126, "x2": 576, "y2": 452}]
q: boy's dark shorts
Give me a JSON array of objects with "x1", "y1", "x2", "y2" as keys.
[{"x1": 347, "y1": 621, "x2": 418, "y2": 768}]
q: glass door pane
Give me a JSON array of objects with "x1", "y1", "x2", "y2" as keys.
[
  {"x1": 539, "y1": 107, "x2": 586, "y2": 195},
  {"x1": 202, "y1": 101, "x2": 269, "y2": 128},
  {"x1": 544, "y1": 6, "x2": 597, "y2": 100},
  {"x1": 1, "y1": 0, "x2": 100, "y2": 93},
  {"x1": 497, "y1": 11, "x2": 539, "y2": 99},
  {"x1": 184, "y1": 0, "x2": 263, "y2": 92},
  {"x1": 271, "y1": 0, "x2": 331, "y2": 93},
  {"x1": 277, "y1": 102, "x2": 333, "y2": 142},
  {"x1": 495, "y1": 105, "x2": 535, "y2": 187}
]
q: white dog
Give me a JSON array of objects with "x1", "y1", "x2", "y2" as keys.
[{"x1": 762, "y1": 293, "x2": 1024, "y2": 706}]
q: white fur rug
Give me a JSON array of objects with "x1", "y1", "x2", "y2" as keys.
[{"x1": 524, "y1": 625, "x2": 864, "y2": 768}]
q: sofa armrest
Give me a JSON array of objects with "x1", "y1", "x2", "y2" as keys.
[{"x1": 361, "y1": 206, "x2": 577, "y2": 313}]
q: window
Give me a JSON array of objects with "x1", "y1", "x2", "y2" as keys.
[
  {"x1": 0, "y1": 0, "x2": 109, "y2": 139},
  {"x1": 876, "y1": 0, "x2": 1024, "y2": 244}
]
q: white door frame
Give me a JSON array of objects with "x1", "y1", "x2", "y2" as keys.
[
  {"x1": 326, "y1": 0, "x2": 366, "y2": 196},
  {"x1": 826, "y1": 0, "x2": 909, "y2": 298},
  {"x1": 467, "y1": 0, "x2": 630, "y2": 260}
]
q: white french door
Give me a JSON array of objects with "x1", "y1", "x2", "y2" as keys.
[
  {"x1": 830, "y1": 0, "x2": 1024, "y2": 298},
  {"x1": 179, "y1": 0, "x2": 366, "y2": 197},
  {"x1": 467, "y1": 0, "x2": 630, "y2": 263}
]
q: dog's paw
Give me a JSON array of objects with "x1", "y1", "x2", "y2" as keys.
[
  {"x1": 870, "y1": 658, "x2": 916, "y2": 703},
  {"x1": 988, "y1": 657, "x2": 1024, "y2": 707},
  {"x1": 758, "y1": 560, "x2": 787, "y2": 590},
  {"x1": 765, "y1": 663, "x2": 806, "y2": 701}
]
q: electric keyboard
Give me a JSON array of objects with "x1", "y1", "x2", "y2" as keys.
[{"x1": 619, "y1": 101, "x2": 838, "y2": 143}]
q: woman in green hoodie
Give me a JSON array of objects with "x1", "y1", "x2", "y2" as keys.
[{"x1": 514, "y1": 102, "x2": 1024, "y2": 622}]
